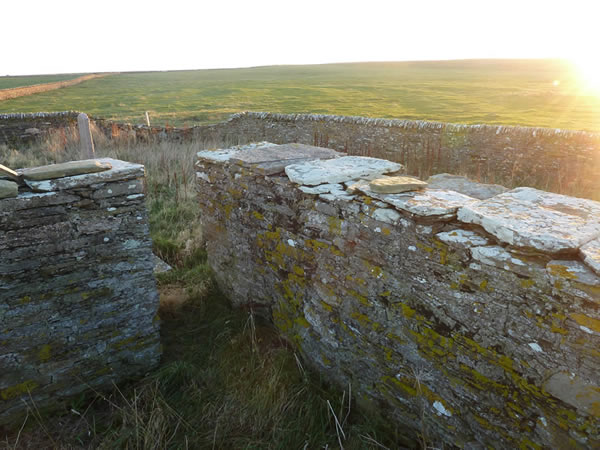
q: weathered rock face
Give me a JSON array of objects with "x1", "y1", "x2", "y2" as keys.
[
  {"x1": 197, "y1": 143, "x2": 600, "y2": 449},
  {"x1": 0, "y1": 158, "x2": 160, "y2": 425},
  {"x1": 0, "y1": 180, "x2": 18, "y2": 199}
]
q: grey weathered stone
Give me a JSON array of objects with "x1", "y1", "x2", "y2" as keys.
[
  {"x1": 20, "y1": 159, "x2": 111, "y2": 181},
  {"x1": 285, "y1": 156, "x2": 403, "y2": 186},
  {"x1": 0, "y1": 158, "x2": 160, "y2": 426},
  {"x1": 154, "y1": 255, "x2": 172, "y2": 274},
  {"x1": 427, "y1": 173, "x2": 508, "y2": 200},
  {"x1": 197, "y1": 142, "x2": 600, "y2": 449},
  {"x1": 357, "y1": 184, "x2": 476, "y2": 218},
  {"x1": 458, "y1": 187, "x2": 600, "y2": 253},
  {"x1": 581, "y1": 238, "x2": 600, "y2": 276},
  {"x1": 436, "y1": 229, "x2": 491, "y2": 249},
  {"x1": 0, "y1": 180, "x2": 18, "y2": 199},
  {"x1": 544, "y1": 372, "x2": 600, "y2": 416},
  {"x1": 23, "y1": 159, "x2": 143, "y2": 192},
  {"x1": 369, "y1": 176, "x2": 428, "y2": 193}
]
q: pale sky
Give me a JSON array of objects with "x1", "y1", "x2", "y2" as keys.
[{"x1": 2, "y1": 0, "x2": 597, "y2": 75}]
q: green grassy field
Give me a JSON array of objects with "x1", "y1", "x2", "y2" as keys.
[
  {"x1": 0, "y1": 73, "x2": 83, "y2": 90},
  {"x1": 1, "y1": 60, "x2": 599, "y2": 131}
]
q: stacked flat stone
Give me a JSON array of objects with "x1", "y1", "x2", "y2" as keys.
[
  {"x1": 197, "y1": 143, "x2": 600, "y2": 449},
  {"x1": 0, "y1": 158, "x2": 160, "y2": 425}
]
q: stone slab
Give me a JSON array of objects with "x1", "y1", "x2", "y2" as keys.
[
  {"x1": 197, "y1": 142, "x2": 278, "y2": 163},
  {"x1": 427, "y1": 173, "x2": 508, "y2": 200},
  {"x1": 230, "y1": 143, "x2": 340, "y2": 165},
  {"x1": 369, "y1": 176, "x2": 428, "y2": 194},
  {"x1": 457, "y1": 187, "x2": 600, "y2": 253},
  {"x1": 285, "y1": 156, "x2": 403, "y2": 186},
  {"x1": 436, "y1": 229, "x2": 491, "y2": 249},
  {"x1": 580, "y1": 238, "x2": 600, "y2": 276},
  {"x1": 547, "y1": 259, "x2": 600, "y2": 285},
  {"x1": 299, "y1": 183, "x2": 355, "y2": 201},
  {"x1": 20, "y1": 159, "x2": 112, "y2": 181},
  {"x1": 23, "y1": 158, "x2": 144, "y2": 193},
  {"x1": 543, "y1": 372, "x2": 600, "y2": 416},
  {"x1": 0, "y1": 180, "x2": 18, "y2": 199},
  {"x1": 357, "y1": 184, "x2": 476, "y2": 218}
]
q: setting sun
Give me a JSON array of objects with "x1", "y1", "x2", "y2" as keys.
[{"x1": 571, "y1": 56, "x2": 600, "y2": 94}]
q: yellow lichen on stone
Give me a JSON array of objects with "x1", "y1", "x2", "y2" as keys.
[
  {"x1": 252, "y1": 211, "x2": 264, "y2": 220},
  {"x1": 547, "y1": 264, "x2": 578, "y2": 280},
  {"x1": 38, "y1": 344, "x2": 52, "y2": 362},
  {"x1": 0, "y1": 380, "x2": 39, "y2": 401},
  {"x1": 570, "y1": 313, "x2": 600, "y2": 333}
]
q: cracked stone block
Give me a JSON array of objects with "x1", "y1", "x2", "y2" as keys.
[
  {"x1": 457, "y1": 187, "x2": 600, "y2": 253},
  {"x1": 285, "y1": 156, "x2": 403, "y2": 186}
]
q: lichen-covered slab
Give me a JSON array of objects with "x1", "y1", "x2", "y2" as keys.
[
  {"x1": 20, "y1": 159, "x2": 112, "y2": 181},
  {"x1": 357, "y1": 184, "x2": 476, "y2": 218},
  {"x1": 457, "y1": 187, "x2": 600, "y2": 253},
  {"x1": 436, "y1": 229, "x2": 490, "y2": 248},
  {"x1": 546, "y1": 260, "x2": 600, "y2": 302},
  {"x1": 285, "y1": 156, "x2": 403, "y2": 186},
  {"x1": 299, "y1": 183, "x2": 355, "y2": 201},
  {"x1": 197, "y1": 142, "x2": 278, "y2": 163},
  {"x1": 23, "y1": 159, "x2": 144, "y2": 192},
  {"x1": 369, "y1": 176, "x2": 427, "y2": 194},
  {"x1": 0, "y1": 180, "x2": 18, "y2": 199},
  {"x1": 427, "y1": 173, "x2": 508, "y2": 200},
  {"x1": 231, "y1": 143, "x2": 340, "y2": 165},
  {"x1": 581, "y1": 238, "x2": 600, "y2": 276}
]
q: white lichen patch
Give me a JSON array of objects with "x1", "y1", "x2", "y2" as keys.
[
  {"x1": 436, "y1": 229, "x2": 490, "y2": 248},
  {"x1": 470, "y1": 246, "x2": 538, "y2": 277},
  {"x1": 457, "y1": 187, "x2": 600, "y2": 253},
  {"x1": 528, "y1": 342, "x2": 543, "y2": 352},
  {"x1": 371, "y1": 208, "x2": 401, "y2": 225},
  {"x1": 285, "y1": 156, "x2": 402, "y2": 186},
  {"x1": 433, "y1": 400, "x2": 452, "y2": 417}
]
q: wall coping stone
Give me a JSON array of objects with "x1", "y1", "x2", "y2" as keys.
[
  {"x1": 21, "y1": 158, "x2": 144, "y2": 193},
  {"x1": 457, "y1": 187, "x2": 600, "y2": 254}
]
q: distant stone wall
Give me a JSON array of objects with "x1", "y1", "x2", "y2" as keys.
[
  {"x1": 3, "y1": 111, "x2": 600, "y2": 198},
  {"x1": 218, "y1": 112, "x2": 600, "y2": 199},
  {"x1": 197, "y1": 143, "x2": 600, "y2": 449},
  {"x1": 0, "y1": 159, "x2": 160, "y2": 425},
  {"x1": 0, "y1": 111, "x2": 82, "y2": 146}
]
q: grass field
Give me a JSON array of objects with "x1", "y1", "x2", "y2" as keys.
[
  {"x1": 0, "y1": 74, "x2": 82, "y2": 90},
  {"x1": 1, "y1": 60, "x2": 599, "y2": 131}
]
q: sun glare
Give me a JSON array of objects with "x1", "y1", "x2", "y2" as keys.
[{"x1": 571, "y1": 56, "x2": 600, "y2": 95}]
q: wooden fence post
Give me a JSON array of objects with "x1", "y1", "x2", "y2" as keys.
[
  {"x1": 145, "y1": 111, "x2": 151, "y2": 127},
  {"x1": 77, "y1": 113, "x2": 95, "y2": 158}
]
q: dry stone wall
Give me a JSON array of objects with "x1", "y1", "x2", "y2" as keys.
[
  {"x1": 0, "y1": 159, "x2": 160, "y2": 425},
  {"x1": 197, "y1": 143, "x2": 600, "y2": 449},
  {"x1": 2, "y1": 111, "x2": 599, "y2": 199}
]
